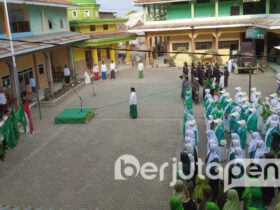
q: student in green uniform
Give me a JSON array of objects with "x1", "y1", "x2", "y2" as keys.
[{"x1": 237, "y1": 120, "x2": 247, "y2": 150}]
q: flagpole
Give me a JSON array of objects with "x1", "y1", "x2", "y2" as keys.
[{"x1": 4, "y1": 0, "x2": 21, "y2": 107}]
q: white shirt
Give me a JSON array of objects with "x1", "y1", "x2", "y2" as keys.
[
  {"x1": 219, "y1": 76, "x2": 224, "y2": 88},
  {"x1": 138, "y1": 63, "x2": 144, "y2": 71},
  {"x1": 84, "y1": 71, "x2": 91, "y2": 84},
  {"x1": 101, "y1": 64, "x2": 107, "y2": 72},
  {"x1": 0, "y1": 93, "x2": 7, "y2": 105},
  {"x1": 110, "y1": 62, "x2": 116, "y2": 70},
  {"x1": 64, "y1": 67, "x2": 71, "y2": 76},
  {"x1": 228, "y1": 59, "x2": 232, "y2": 73},
  {"x1": 93, "y1": 66, "x2": 99, "y2": 73},
  {"x1": 136, "y1": 55, "x2": 141, "y2": 62},
  {"x1": 29, "y1": 78, "x2": 36, "y2": 87},
  {"x1": 129, "y1": 92, "x2": 137, "y2": 105},
  {"x1": 276, "y1": 72, "x2": 280, "y2": 84}
]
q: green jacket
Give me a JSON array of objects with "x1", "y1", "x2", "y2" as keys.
[
  {"x1": 238, "y1": 126, "x2": 247, "y2": 150},
  {"x1": 247, "y1": 113, "x2": 258, "y2": 132}
]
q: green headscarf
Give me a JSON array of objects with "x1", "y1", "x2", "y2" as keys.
[
  {"x1": 276, "y1": 193, "x2": 280, "y2": 210},
  {"x1": 248, "y1": 188, "x2": 265, "y2": 210},
  {"x1": 217, "y1": 104, "x2": 223, "y2": 111},
  {"x1": 207, "y1": 202, "x2": 220, "y2": 210},
  {"x1": 223, "y1": 189, "x2": 241, "y2": 210},
  {"x1": 193, "y1": 175, "x2": 209, "y2": 202},
  {"x1": 170, "y1": 196, "x2": 184, "y2": 210},
  {"x1": 242, "y1": 178, "x2": 262, "y2": 210}
]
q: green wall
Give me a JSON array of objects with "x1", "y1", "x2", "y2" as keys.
[
  {"x1": 167, "y1": 3, "x2": 191, "y2": 20},
  {"x1": 270, "y1": 0, "x2": 280, "y2": 14},
  {"x1": 28, "y1": 5, "x2": 69, "y2": 35},
  {"x1": 218, "y1": 0, "x2": 243, "y2": 16},
  {"x1": 194, "y1": 2, "x2": 214, "y2": 18}
]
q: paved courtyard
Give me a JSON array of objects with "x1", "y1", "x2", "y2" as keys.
[{"x1": 0, "y1": 68, "x2": 277, "y2": 209}]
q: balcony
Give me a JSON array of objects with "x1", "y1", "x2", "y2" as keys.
[{"x1": 10, "y1": 21, "x2": 30, "y2": 33}]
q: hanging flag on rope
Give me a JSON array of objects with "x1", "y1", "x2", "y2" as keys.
[{"x1": 23, "y1": 100, "x2": 34, "y2": 136}]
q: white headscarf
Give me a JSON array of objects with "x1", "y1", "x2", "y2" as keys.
[
  {"x1": 231, "y1": 139, "x2": 241, "y2": 148},
  {"x1": 207, "y1": 139, "x2": 216, "y2": 155},
  {"x1": 254, "y1": 140, "x2": 267, "y2": 159},
  {"x1": 235, "y1": 147, "x2": 245, "y2": 159},
  {"x1": 184, "y1": 143, "x2": 194, "y2": 162},
  {"x1": 186, "y1": 113, "x2": 195, "y2": 121},
  {"x1": 185, "y1": 137, "x2": 196, "y2": 147},
  {"x1": 234, "y1": 106, "x2": 241, "y2": 113},
  {"x1": 206, "y1": 130, "x2": 218, "y2": 143},
  {"x1": 185, "y1": 130, "x2": 195, "y2": 139},
  {"x1": 248, "y1": 132, "x2": 261, "y2": 154},
  {"x1": 231, "y1": 133, "x2": 240, "y2": 142},
  {"x1": 207, "y1": 143, "x2": 221, "y2": 165}
]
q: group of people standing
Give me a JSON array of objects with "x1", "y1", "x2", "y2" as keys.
[
  {"x1": 171, "y1": 67, "x2": 280, "y2": 209},
  {"x1": 181, "y1": 62, "x2": 229, "y2": 104},
  {"x1": 90, "y1": 60, "x2": 117, "y2": 81}
]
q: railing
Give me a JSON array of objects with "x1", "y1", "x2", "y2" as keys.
[{"x1": 10, "y1": 21, "x2": 30, "y2": 33}]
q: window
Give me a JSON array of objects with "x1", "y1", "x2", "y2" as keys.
[
  {"x1": 90, "y1": 25, "x2": 96, "y2": 31},
  {"x1": 2, "y1": 76, "x2": 11, "y2": 88},
  {"x1": 60, "y1": 19, "x2": 63, "y2": 28},
  {"x1": 219, "y1": 40, "x2": 239, "y2": 50},
  {"x1": 172, "y1": 43, "x2": 189, "y2": 51},
  {"x1": 85, "y1": 10, "x2": 90, "y2": 18},
  {"x1": 72, "y1": 11, "x2": 77, "y2": 18},
  {"x1": 18, "y1": 68, "x2": 33, "y2": 85},
  {"x1": 48, "y1": 20, "x2": 53, "y2": 29},
  {"x1": 196, "y1": 0, "x2": 210, "y2": 3},
  {"x1": 195, "y1": 42, "x2": 213, "y2": 50},
  {"x1": 103, "y1": 24, "x2": 109, "y2": 30},
  {"x1": 70, "y1": 26, "x2": 75, "y2": 32},
  {"x1": 38, "y1": 64, "x2": 44, "y2": 75},
  {"x1": 243, "y1": 0, "x2": 265, "y2": 15},
  {"x1": 230, "y1": 5, "x2": 240, "y2": 16}
]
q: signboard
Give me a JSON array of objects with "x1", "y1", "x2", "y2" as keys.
[{"x1": 246, "y1": 27, "x2": 265, "y2": 39}]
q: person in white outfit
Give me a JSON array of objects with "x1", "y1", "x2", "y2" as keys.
[
  {"x1": 101, "y1": 61, "x2": 107, "y2": 80},
  {"x1": 110, "y1": 60, "x2": 116, "y2": 79},
  {"x1": 129, "y1": 87, "x2": 138, "y2": 119},
  {"x1": 234, "y1": 87, "x2": 242, "y2": 102}
]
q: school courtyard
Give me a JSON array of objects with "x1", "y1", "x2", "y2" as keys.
[{"x1": 0, "y1": 67, "x2": 277, "y2": 210}]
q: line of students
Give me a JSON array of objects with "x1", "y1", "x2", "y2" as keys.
[{"x1": 170, "y1": 85, "x2": 280, "y2": 210}]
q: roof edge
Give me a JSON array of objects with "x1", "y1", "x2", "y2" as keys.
[{"x1": 133, "y1": 0, "x2": 190, "y2": 5}]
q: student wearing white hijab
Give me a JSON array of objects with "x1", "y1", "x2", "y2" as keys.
[
  {"x1": 248, "y1": 132, "x2": 261, "y2": 159},
  {"x1": 228, "y1": 139, "x2": 240, "y2": 161},
  {"x1": 185, "y1": 130, "x2": 198, "y2": 147},
  {"x1": 254, "y1": 140, "x2": 267, "y2": 159},
  {"x1": 185, "y1": 137, "x2": 198, "y2": 154},
  {"x1": 270, "y1": 93, "x2": 278, "y2": 108},
  {"x1": 234, "y1": 87, "x2": 242, "y2": 102},
  {"x1": 206, "y1": 130, "x2": 218, "y2": 145},
  {"x1": 250, "y1": 87, "x2": 257, "y2": 103},
  {"x1": 262, "y1": 113, "x2": 279, "y2": 135},
  {"x1": 206, "y1": 143, "x2": 221, "y2": 165},
  {"x1": 204, "y1": 89, "x2": 212, "y2": 102},
  {"x1": 234, "y1": 147, "x2": 245, "y2": 159},
  {"x1": 187, "y1": 120, "x2": 199, "y2": 145}
]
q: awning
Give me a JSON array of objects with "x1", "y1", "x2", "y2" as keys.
[{"x1": 0, "y1": 32, "x2": 90, "y2": 59}]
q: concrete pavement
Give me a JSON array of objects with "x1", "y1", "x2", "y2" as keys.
[{"x1": 0, "y1": 68, "x2": 277, "y2": 209}]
